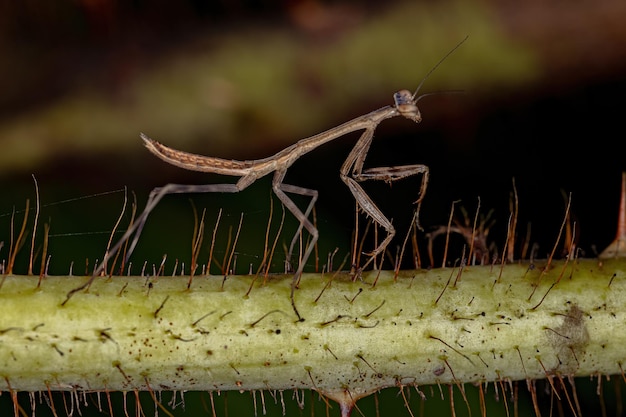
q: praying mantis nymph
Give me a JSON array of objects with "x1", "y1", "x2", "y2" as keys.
[{"x1": 64, "y1": 37, "x2": 467, "y2": 321}]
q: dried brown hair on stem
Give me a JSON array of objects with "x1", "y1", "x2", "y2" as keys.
[
  {"x1": 506, "y1": 178, "x2": 519, "y2": 262},
  {"x1": 27, "y1": 175, "x2": 39, "y2": 276},
  {"x1": 467, "y1": 197, "x2": 481, "y2": 266},
  {"x1": 314, "y1": 255, "x2": 349, "y2": 304},
  {"x1": 37, "y1": 222, "x2": 50, "y2": 287},
  {"x1": 248, "y1": 198, "x2": 286, "y2": 296},
  {"x1": 145, "y1": 378, "x2": 175, "y2": 417},
  {"x1": 205, "y1": 208, "x2": 222, "y2": 276},
  {"x1": 560, "y1": 190, "x2": 578, "y2": 258},
  {"x1": 428, "y1": 201, "x2": 494, "y2": 268},
  {"x1": 394, "y1": 209, "x2": 419, "y2": 280},
  {"x1": 310, "y1": 206, "x2": 319, "y2": 273},
  {"x1": 442, "y1": 200, "x2": 458, "y2": 267},
  {"x1": 255, "y1": 193, "x2": 276, "y2": 277},
  {"x1": 110, "y1": 192, "x2": 137, "y2": 277},
  {"x1": 6, "y1": 199, "x2": 30, "y2": 276},
  {"x1": 263, "y1": 202, "x2": 286, "y2": 283},
  {"x1": 103, "y1": 187, "x2": 128, "y2": 276},
  {"x1": 528, "y1": 192, "x2": 572, "y2": 303},
  {"x1": 189, "y1": 203, "x2": 206, "y2": 288},
  {"x1": 351, "y1": 201, "x2": 360, "y2": 272},
  {"x1": 548, "y1": 192, "x2": 572, "y2": 269},
  {"x1": 498, "y1": 212, "x2": 514, "y2": 284},
  {"x1": 352, "y1": 217, "x2": 373, "y2": 275},
  {"x1": 223, "y1": 212, "x2": 244, "y2": 277}
]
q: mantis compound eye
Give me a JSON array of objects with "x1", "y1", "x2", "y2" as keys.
[{"x1": 393, "y1": 89, "x2": 421, "y2": 123}]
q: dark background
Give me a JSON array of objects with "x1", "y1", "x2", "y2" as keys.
[{"x1": 1, "y1": 1, "x2": 625, "y2": 415}]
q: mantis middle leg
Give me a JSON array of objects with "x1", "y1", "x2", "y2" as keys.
[{"x1": 272, "y1": 169, "x2": 319, "y2": 321}]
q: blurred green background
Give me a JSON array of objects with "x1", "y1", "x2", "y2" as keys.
[{"x1": 1, "y1": 0, "x2": 626, "y2": 415}]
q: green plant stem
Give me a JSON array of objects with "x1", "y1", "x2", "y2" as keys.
[{"x1": 1, "y1": 259, "x2": 625, "y2": 403}]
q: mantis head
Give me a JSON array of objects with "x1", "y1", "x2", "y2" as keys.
[
  {"x1": 395, "y1": 35, "x2": 467, "y2": 124},
  {"x1": 394, "y1": 89, "x2": 422, "y2": 123}
]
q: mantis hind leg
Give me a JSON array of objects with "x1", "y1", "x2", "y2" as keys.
[
  {"x1": 63, "y1": 181, "x2": 244, "y2": 305},
  {"x1": 284, "y1": 186, "x2": 318, "y2": 273},
  {"x1": 272, "y1": 170, "x2": 319, "y2": 321}
]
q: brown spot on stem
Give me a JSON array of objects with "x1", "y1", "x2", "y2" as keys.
[{"x1": 546, "y1": 305, "x2": 589, "y2": 373}]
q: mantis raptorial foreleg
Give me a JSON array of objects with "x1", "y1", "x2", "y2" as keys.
[{"x1": 340, "y1": 126, "x2": 429, "y2": 272}]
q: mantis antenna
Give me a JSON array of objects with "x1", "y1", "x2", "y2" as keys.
[{"x1": 412, "y1": 35, "x2": 468, "y2": 100}]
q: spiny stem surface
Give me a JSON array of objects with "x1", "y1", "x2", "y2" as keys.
[{"x1": 0, "y1": 259, "x2": 624, "y2": 404}]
